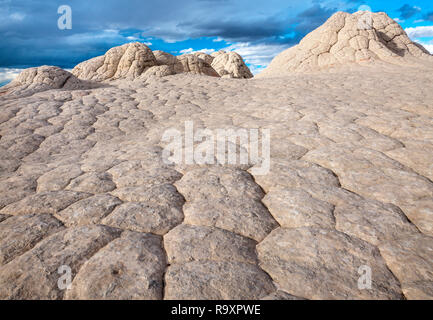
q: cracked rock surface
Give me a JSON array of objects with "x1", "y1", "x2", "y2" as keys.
[
  {"x1": 0, "y1": 12, "x2": 432, "y2": 300},
  {"x1": 257, "y1": 11, "x2": 433, "y2": 77}
]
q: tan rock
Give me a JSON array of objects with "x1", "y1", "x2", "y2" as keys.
[
  {"x1": 257, "y1": 227, "x2": 403, "y2": 299},
  {"x1": 0, "y1": 225, "x2": 121, "y2": 299},
  {"x1": 0, "y1": 191, "x2": 92, "y2": 215},
  {"x1": 379, "y1": 233, "x2": 433, "y2": 299},
  {"x1": 164, "y1": 224, "x2": 258, "y2": 265},
  {"x1": 261, "y1": 290, "x2": 307, "y2": 300},
  {"x1": 56, "y1": 194, "x2": 122, "y2": 227},
  {"x1": 0, "y1": 214, "x2": 65, "y2": 266},
  {"x1": 335, "y1": 200, "x2": 419, "y2": 245},
  {"x1": 263, "y1": 188, "x2": 335, "y2": 229},
  {"x1": 164, "y1": 261, "x2": 275, "y2": 300},
  {"x1": 102, "y1": 184, "x2": 184, "y2": 234},
  {"x1": 211, "y1": 51, "x2": 253, "y2": 79},
  {"x1": 65, "y1": 231, "x2": 166, "y2": 300},
  {"x1": 257, "y1": 11, "x2": 432, "y2": 77},
  {"x1": 72, "y1": 43, "x2": 157, "y2": 81},
  {"x1": 2, "y1": 66, "x2": 91, "y2": 96},
  {"x1": 175, "y1": 167, "x2": 278, "y2": 241}
]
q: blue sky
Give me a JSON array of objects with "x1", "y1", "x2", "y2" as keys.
[{"x1": 1, "y1": 0, "x2": 433, "y2": 84}]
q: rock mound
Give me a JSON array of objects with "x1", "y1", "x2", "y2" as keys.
[
  {"x1": 211, "y1": 51, "x2": 254, "y2": 78},
  {"x1": 72, "y1": 42, "x2": 157, "y2": 81},
  {"x1": 0, "y1": 66, "x2": 92, "y2": 97},
  {"x1": 72, "y1": 43, "x2": 253, "y2": 81},
  {"x1": 257, "y1": 11, "x2": 432, "y2": 77}
]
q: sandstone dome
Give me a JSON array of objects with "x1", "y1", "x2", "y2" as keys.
[
  {"x1": 257, "y1": 11, "x2": 432, "y2": 77},
  {"x1": 0, "y1": 66, "x2": 92, "y2": 96},
  {"x1": 210, "y1": 51, "x2": 254, "y2": 79}
]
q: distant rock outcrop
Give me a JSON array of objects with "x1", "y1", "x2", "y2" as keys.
[
  {"x1": 211, "y1": 51, "x2": 254, "y2": 79},
  {"x1": 257, "y1": 11, "x2": 432, "y2": 77},
  {"x1": 72, "y1": 43, "x2": 253, "y2": 81},
  {"x1": 72, "y1": 43, "x2": 158, "y2": 81},
  {"x1": 0, "y1": 66, "x2": 93, "y2": 97}
]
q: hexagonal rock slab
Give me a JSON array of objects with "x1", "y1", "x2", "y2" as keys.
[
  {"x1": 164, "y1": 261, "x2": 275, "y2": 300},
  {"x1": 251, "y1": 159, "x2": 340, "y2": 193},
  {"x1": 175, "y1": 167, "x2": 278, "y2": 241},
  {"x1": 56, "y1": 194, "x2": 122, "y2": 227},
  {"x1": 0, "y1": 214, "x2": 65, "y2": 266},
  {"x1": 0, "y1": 225, "x2": 121, "y2": 299},
  {"x1": 334, "y1": 200, "x2": 419, "y2": 246},
  {"x1": 65, "y1": 231, "x2": 166, "y2": 300},
  {"x1": 379, "y1": 233, "x2": 433, "y2": 299},
  {"x1": 0, "y1": 191, "x2": 92, "y2": 216},
  {"x1": 262, "y1": 189, "x2": 335, "y2": 229},
  {"x1": 257, "y1": 227, "x2": 403, "y2": 300},
  {"x1": 36, "y1": 164, "x2": 83, "y2": 193},
  {"x1": 107, "y1": 160, "x2": 182, "y2": 188},
  {"x1": 102, "y1": 184, "x2": 184, "y2": 235},
  {"x1": 65, "y1": 172, "x2": 117, "y2": 193},
  {"x1": 164, "y1": 224, "x2": 258, "y2": 265}
]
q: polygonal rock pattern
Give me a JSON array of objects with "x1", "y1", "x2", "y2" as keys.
[
  {"x1": 258, "y1": 11, "x2": 432, "y2": 77},
  {"x1": 65, "y1": 231, "x2": 166, "y2": 300},
  {"x1": 257, "y1": 227, "x2": 403, "y2": 300},
  {"x1": 175, "y1": 167, "x2": 278, "y2": 241},
  {"x1": 0, "y1": 225, "x2": 121, "y2": 299},
  {"x1": 1, "y1": 13, "x2": 433, "y2": 299}
]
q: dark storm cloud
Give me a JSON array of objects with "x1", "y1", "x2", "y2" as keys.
[
  {"x1": 398, "y1": 4, "x2": 421, "y2": 19},
  {"x1": 0, "y1": 0, "x2": 372, "y2": 68},
  {"x1": 424, "y1": 11, "x2": 433, "y2": 21}
]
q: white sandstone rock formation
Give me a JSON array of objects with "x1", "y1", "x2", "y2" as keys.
[
  {"x1": 257, "y1": 11, "x2": 432, "y2": 77},
  {"x1": 211, "y1": 50, "x2": 254, "y2": 78},
  {"x1": 72, "y1": 42, "x2": 157, "y2": 81},
  {"x1": 0, "y1": 66, "x2": 92, "y2": 97},
  {"x1": 71, "y1": 43, "x2": 252, "y2": 81}
]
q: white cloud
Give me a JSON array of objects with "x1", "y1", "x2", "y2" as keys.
[
  {"x1": 394, "y1": 18, "x2": 405, "y2": 24},
  {"x1": 180, "y1": 48, "x2": 194, "y2": 54},
  {"x1": 421, "y1": 43, "x2": 433, "y2": 54},
  {"x1": 0, "y1": 68, "x2": 23, "y2": 85},
  {"x1": 10, "y1": 12, "x2": 25, "y2": 21},
  {"x1": 223, "y1": 42, "x2": 291, "y2": 74},
  {"x1": 179, "y1": 48, "x2": 215, "y2": 55},
  {"x1": 405, "y1": 26, "x2": 433, "y2": 38}
]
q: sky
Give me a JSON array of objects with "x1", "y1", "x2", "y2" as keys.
[{"x1": 1, "y1": 0, "x2": 433, "y2": 85}]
